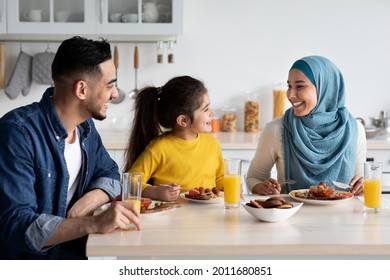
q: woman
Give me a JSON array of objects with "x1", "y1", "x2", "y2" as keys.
[{"x1": 247, "y1": 55, "x2": 366, "y2": 195}]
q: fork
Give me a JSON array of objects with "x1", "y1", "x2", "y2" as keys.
[
  {"x1": 159, "y1": 184, "x2": 192, "y2": 191},
  {"x1": 280, "y1": 179, "x2": 296, "y2": 185}
]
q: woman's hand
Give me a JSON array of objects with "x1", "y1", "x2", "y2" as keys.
[
  {"x1": 349, "y1": 175, "x2": 364, "y2": 195},
  {"x1": 252, "y1": 178, "x2": 281, "y2": 195}
]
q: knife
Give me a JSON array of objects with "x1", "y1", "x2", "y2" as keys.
[{"x1": 332, "y1": 181, "x2": 351, "y2": 190}]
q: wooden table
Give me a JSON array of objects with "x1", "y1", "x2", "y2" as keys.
[{"x1": 86, "y1": 194, "x2": 390, "y2": 259}]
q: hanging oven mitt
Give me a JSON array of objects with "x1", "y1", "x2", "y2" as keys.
[
  {"x1": 32, "y1": 50, "x2": 56, "y2": 85},
  {"x1": 5, "y1": 51, "x2": 33, "y2": 99}
]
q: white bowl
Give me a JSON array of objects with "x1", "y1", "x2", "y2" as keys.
[{"x1": 241, "y1": 202, "x2": 303, "y2": 222}]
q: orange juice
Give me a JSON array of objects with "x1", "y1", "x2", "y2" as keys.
[
  {"x1": 223, "y1": 174, "x2": 241, "y2": 205},
  {"x1": 125, "y1": 198, "x2": 141, "y2": 229},
  {"x1": 126, "y1": 198, "x2": 141, "y2": 212},
  {"x1": 364, "y1": 179, "x2": 381, "y2": 208}
]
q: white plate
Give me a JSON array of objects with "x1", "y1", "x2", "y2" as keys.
[
  {"x1": 96, "y1": 201, "x2": 180, "y2": 215},
  {"x1": 180, "y1": 192, "x2": 224, "y2": 204},
  {"x1": 289, "y1": 189, "x2": 353, "y2": 205}
]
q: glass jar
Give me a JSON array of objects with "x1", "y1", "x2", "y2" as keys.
[
  {"x1": 273, "y1": 83, "x2": 287, "y2": 119},
  {"x1": 244, "y1": 92, "x2": 260, "y2": 132},
  {"x1": 211, "y1": 115, "x2": 220, "y2": 133},
  {"x1": 221, "y1": 107, "x2": 237, "y2": 132}
]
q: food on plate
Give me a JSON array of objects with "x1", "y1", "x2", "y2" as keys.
[
  {"x1": 292, "y1": 182, "x2": 354, "y2": 200},
  {"x1": 113, "y1": 195, "x2": 152, "y2": 210},
  {"x1": 246, "y1": 196, "x2": 293, "y2": 209},
  {"x1": 185, "y1": 187, "x2": 221, "y2": 200},
  {"x1": 141, "y1": 197, "x2": 152, "y2": 210},
  {"x1": 309, "y1": 182, "x2": 336, "y2": 198},
  {"x1": 141, "y1": 201, "x2": 182, "y2": 214}
]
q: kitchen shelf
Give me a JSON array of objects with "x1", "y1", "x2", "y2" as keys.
[{"x1": 0, "y1": 0, "x2": 182, "y2": 41}]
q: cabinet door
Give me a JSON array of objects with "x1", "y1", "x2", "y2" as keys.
[
  {"x1": 0, "y1": 0, "x2": 6, "y2": 33},
  {"x1": 96, "y1": 0, "x2": 183, "y2": 36},
  {"x1": 7, "y1": 0, "x2": 96, "y2": 34}
]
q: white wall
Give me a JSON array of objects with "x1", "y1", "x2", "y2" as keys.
[{"x1": 1, "y1": 0, "x2": 390, "y2": 132}]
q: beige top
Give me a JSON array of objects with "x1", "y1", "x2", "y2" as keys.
[{"x1": 246, "y1": 117, "x2": 367, "y2": 192}]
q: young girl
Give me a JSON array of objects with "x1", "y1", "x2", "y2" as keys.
[{"x1": 124, "y1": 76, "x2": 224, "y2": 201}]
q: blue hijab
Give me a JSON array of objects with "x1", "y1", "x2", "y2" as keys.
[{"x1": 283, "y1": 56, "x2": 358, "y2": 192}]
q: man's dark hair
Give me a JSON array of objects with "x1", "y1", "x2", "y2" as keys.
[{"x1": 51, "y1": 36, "x2": 112, "y2": 84}]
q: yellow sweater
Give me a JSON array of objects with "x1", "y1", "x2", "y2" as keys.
[{"x1": 129, "y1": 133, "x2": 224, "y2": 191}]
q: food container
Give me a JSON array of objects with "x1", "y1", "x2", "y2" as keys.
[
  {"x1": 273, "y1": 84, "x2": 287, "y2": 119},
  {"x1": 244, "y1": 92, "x2": 259, "y2": 132},
  {"x1": 241, "y1": 201, "x2": 303, "y2": 222},
  {"x1": 211, "y1": 115, "x2": 220, "y2": 132},
  {"x1": 221, "y1": 106, "x2": 237, "y2": 132}
]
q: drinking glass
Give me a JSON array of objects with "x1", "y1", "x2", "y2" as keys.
[
  {"x1": 122, "y1": 173, "x2": 142, "y2": 229},
  {"x1": 364, "y1": 162, "x2": 382, "y2": 214},
  {"x1": 223, "y1": 159, "x2": 241, "y2": 208}
]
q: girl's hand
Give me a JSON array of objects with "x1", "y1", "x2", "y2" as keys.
[
  {"x1": 252, "y1": 178, "x2": 281, "y2": 195},
  {"x1": 156, "y1": 183, "x2": 181, "y2": 201},
  {"x1": 349, "y1": 175, "x2": 364, "y2": 195}
]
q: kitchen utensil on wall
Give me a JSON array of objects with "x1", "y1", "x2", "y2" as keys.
[
  {"x1": 32, "y1": 47, "x2": 55, "y2": 85},
  {"x1": 0, "y1": 43, "x2": 5, "y2": 89},
  {"x1": 129, "y1": 45, "x2": 139, "y2": 99},
  {"x1": 111, "y1": 45, "x2": 126, "y2": 104},
  {"x1": 5, "y1": 49, "x2": 33, "y2": 99}
]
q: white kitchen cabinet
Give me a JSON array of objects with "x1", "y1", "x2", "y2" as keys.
[
  {"x1": 0, "y1": 0, "x2": 6, "y2": 33},
  {"x1": 7, "y1": 0, "x2": 96, "y2": 34},
  {"x1": 5, "y1": 0, "x2": 182, "y2": 36},
  {"x1": 97, "y1": 0, "x2": 183, "y2": 36}
]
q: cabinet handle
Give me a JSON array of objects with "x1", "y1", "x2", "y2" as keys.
[{"x1": 366, "y1": 157, "x2": 374, "y2": 162}]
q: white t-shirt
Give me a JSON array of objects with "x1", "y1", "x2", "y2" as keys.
[{"x1": 64, "y1": 128, "x2": 82, "y2": 207}]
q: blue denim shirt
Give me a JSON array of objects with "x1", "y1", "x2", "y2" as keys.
[{"x1": 0, "y1": 88, "x2": 121, "y2": 259}]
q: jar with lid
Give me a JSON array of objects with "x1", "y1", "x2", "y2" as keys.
[
  {"x1": 244, "y1": 92, "x2": 260, "y2": 132},
  {"x1": 211, "y1": 114, "x2": 220, "y2": 133},
  {"x1": 273, "y1": 83, "x2": 287, "y2": 119},
  {"x1": 221, "y1": 106, "x2": 237, "y2": 132}
]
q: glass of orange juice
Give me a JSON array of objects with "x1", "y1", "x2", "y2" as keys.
[
  {"x1": 364, "y1": 162, "x2": 382, "y2": 214},
  {"x1": 122, "y1": 173, "x2": 142, "y2": 229},
  {"x1": 223, "y1": 158, "x2": 242, "y2": 209}
]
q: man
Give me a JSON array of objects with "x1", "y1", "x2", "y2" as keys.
[{"x1": 0, "y1": 36, "x2": 141, "y2": 260}]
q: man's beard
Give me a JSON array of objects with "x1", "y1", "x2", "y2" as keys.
[
  {"x1": 87, "y1": 103, "x2": 106, "y2": 121},
  {"x1": 92, "y1": 112, "x2": 106, "y2": 121}
]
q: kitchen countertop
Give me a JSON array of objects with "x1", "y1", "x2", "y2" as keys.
[
  {"x1": 87, "y1": 194, "x2": 390, "y2": 259},
  {"x1": 98, "y1": 130, "x2": 390, "y2": 150}
]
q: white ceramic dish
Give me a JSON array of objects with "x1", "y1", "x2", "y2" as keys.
[
  {"x1": 289, "y1": 189, "x2": 353, "y2": 206},
  {"x1": 95, "y1": 201, "x2": 179, "y2": 215},
  {"x1": 180, "y1": 192, "x2": 223, "y2": 204},
  {"x1": 241, "y1": 201, "x2": 303, "y2": 222}
]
